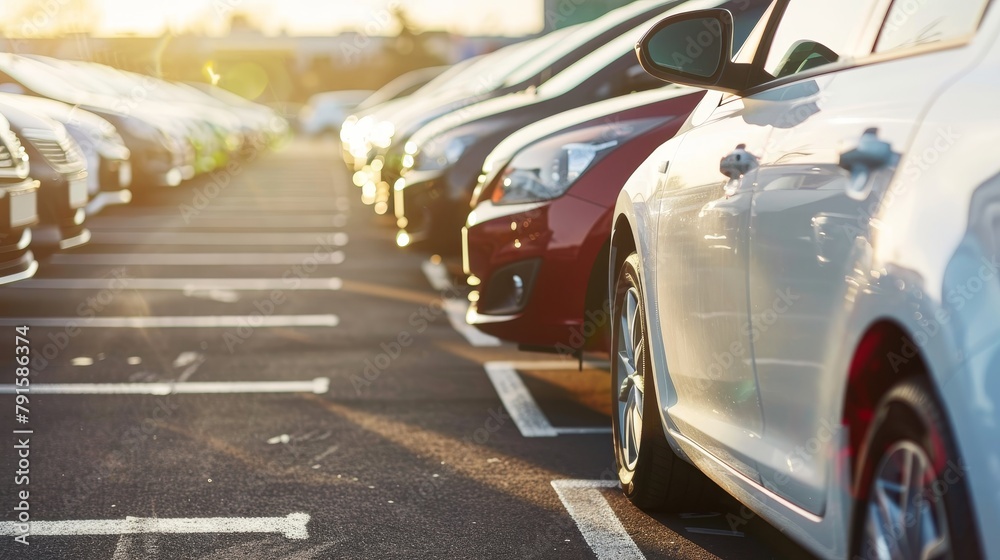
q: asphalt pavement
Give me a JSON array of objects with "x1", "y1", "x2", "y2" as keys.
[{"x1": 0, "y1": 138, "x2": 812, "y2": 560}]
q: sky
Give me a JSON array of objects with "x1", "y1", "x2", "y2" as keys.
[{"x1": 3, "y1": 0, "x2": 546, "y2": 37}]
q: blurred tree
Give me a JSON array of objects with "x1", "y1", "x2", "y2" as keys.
[{"x1": 374, "y1": 6, "x2": 446, "y2": 90}]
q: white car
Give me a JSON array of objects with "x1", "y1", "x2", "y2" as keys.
[
  {"x1": 299, "y1": 90, "x2": 373, "y2": 136},
  {"x1": 610, "y1": 1, "x2": 999, "y2": 558}
]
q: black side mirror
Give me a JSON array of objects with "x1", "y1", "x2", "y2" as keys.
[{"x1": 635, "y1": 9, "x2": 750, "y2": 94}]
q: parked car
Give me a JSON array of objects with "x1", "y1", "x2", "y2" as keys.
[
  {"x1": 370, "y1": 0, "x2": 693, "y2": 213},
  {"x1": 0, "y1": 101, "x2": 89, "y2": 251},
  {"x1": 300, "y1": 90, "x2": 374, "y2": 136},
  {"x1": 340, "y1": 57, "x2": 502, "y2": 174},
  {"x1": 611, "y1": 1, "x2": 998, "y2": 558},
  {"x1": 463, "y1": 87, "x2": 705, "y2": 354},
  {"x1": 355, "y1": 65, "x2": 451, "y2": 114},
  {"x1": 396, "y1": 0, "x2": 770, "y2": 250},
  {"x1": 0, "y1": 53, "x2": 188, "y2": 189},
  {"x1": 185, "y1": 81, "x2": 289, "y2": 150},
  {"x1": 340, "y1": 64, "x2": 456, "y2": 167},
  {"x1": 0, "y1": 93, "x2": 132, "y2": 214},
  {"x1": 0, "y1": 113, "x2": 39, "y2": 285}
]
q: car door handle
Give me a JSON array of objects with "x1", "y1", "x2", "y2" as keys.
[
  {"x1": 838, "y1": 128, "x2": 897, "y2": 200},
  {"x1": 720, "y1": 144, "x2": 758, "y2": 197}
]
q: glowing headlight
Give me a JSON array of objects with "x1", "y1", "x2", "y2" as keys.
[
  {"x1": 413, "y1": 134, "x2": 475, "y2": 171},
  {"x1": 491, "y1": 118, "x2": 663, "y2": 205},
  {"x1": 369, "y1": 121, "x2": 395, "y2": 150}
]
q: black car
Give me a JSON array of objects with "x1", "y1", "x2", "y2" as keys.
[
  {"x1": 0, "y1": 102, "x2": 89, "y2": 251},
  {"x1": 395, "y1": 0, "x2": 770, "y2": 250},
  {"x1": 368, "y1": 0, "x2": 687, "y2": 213},
  {"x1": 0, "y1": 113, "x2": 39, "y2": 284},
  {"x1": 0, "y1": 53, "x2": 186, "y2": 190}
]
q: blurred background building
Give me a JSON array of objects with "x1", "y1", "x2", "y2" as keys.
[{"x1": 0, "y1": 0, "x2": 638, "y2": 106}]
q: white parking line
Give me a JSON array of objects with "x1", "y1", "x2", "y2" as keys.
[
  {"x1": 485, "y1": 361, "x2": 557, "y2": 437},
  {"x1": 0, "y1": 315, "x2": 340, "y2": 328},
  {"x1": 505, "y1": 360, "x2": 611, "y2": 371},
  {"x1": 15, "y1": 278, "x2": 344, "y2": 291},
  {"x1": 443, "y1": 300, "x2": 501, "y2": 347},
  {"x1": 89, "y1": 232, "x2": 349, "y2": 246},
  {"x1": 0, "y1": 378, "x2": 331, "y2": 395},
  {"x1": 420, "y1": 259, "x2": 501, "y2": 346},
  {"x1": 48, "y1": 252, "x2": 346, "y2": 266},
  {"x1": 551, "y1": 480, "x2": 644, "y2": 560},
  {"x1": 420, "y1": 260, "x2": 453, "y2": 291},
  {"x1": 484, "y1": 362, "x2": 613, "y2": 437},
  {"x1": 93, "y1": 216, "x2": 342, "y2": 230},
  {"x1": 0, "y1": 512, "x2": 311, "y2": 540}
]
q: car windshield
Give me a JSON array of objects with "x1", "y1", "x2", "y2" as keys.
[
  {"x1": 537, "y1": 0, "x2": 772, "y2": 98},
  {"x1": 502, "y1": 0, "x2": 680, "y2": 88},
  {"x1": 0, "y1": 56, "x2": 87, "y2": 102},
  {"x1": 466, "y1": 26, "x2": 578, "y2": 92}
]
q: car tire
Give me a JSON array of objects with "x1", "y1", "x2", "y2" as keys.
[
  {"x1": 611, "y1": 252, "x2": 715, "y2": 511},
  {"x1": 852, "y1": 377, "x2": 983, "y2": 559}
]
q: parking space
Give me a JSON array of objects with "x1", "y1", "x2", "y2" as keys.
[{"x1": 1, "y1": 138, "x2": 809, "y2": 559}]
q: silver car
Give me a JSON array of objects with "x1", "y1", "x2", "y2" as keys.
[{"x1": 610, "y1": 0, "x2": 999, "y2": 558}]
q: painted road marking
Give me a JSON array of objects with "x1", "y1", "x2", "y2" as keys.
[
  {"x1": 48, "y1": 252, "x2": 346, "y2": 266},
  {"x1": 484, "y1": 362, "x2": 612, "y2": 437},
  {"x1": 90, "y1": 232, "x2": 349, "y2": 246},
  {"x1": 15, "y1": 278, "x2": 344, "y2": 291},
  {"x1": 420, "y1": 260, "x2": 453, "y2": 291},
  {"x1": 443, "y1": 300, "x2": 501, "y2": 347},
  {"x1": 0, "y1": 315, "x2": 340, "y2": 328},
  {"x1": 485, "y1": 361, "x2": 556, "y2": 437},
  {"x1": 0, "y1": 513, "x2": 311, "y2": 540},
  {"x1": 0, "y1": 378, "x2": 330, "y2": 395},
  {"x1": 92, "y1": 216, "x2": 342, "y2": 230},
  {"x1": 173, "y1": 351, "x2": 206, "y2": 383},
  {"x1": 551, "y1": 480, "x2": 644, "y2": 560},
  {"x1": 504, "y1": 360, "x2": 611, "y2": 371},
  {"x1": 421, "y1": 259, "x2": 501, "y2": 347}
]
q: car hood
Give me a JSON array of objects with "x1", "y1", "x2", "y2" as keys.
[
  {"x1": 482, "y1": 86, "x2": 702, "y2": 175},
  {"x1": 409, "y1": 89, "x2": 544, "y2": 148},
  {"x1": 0, "y1": 93, "x2": 116, "y2": 137}
]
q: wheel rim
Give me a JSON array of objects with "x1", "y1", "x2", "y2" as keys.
[
  {"x1": 861, "y1": 441, "x2": 952, "y2": 560},
  {"x1": 616, "y1": 286, "x2": 645, "y2": 472}
]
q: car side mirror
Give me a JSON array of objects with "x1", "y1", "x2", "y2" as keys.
[{"x1": 635, "y1": 9, "x2": 751, "y2": 94}]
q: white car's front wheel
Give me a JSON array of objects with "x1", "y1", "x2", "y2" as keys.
[{"x1": 611, "y1": 253, "x2": 715, "y2": 511}]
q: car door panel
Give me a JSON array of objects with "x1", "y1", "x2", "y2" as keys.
[
  {"x1": 653, "y1": 96, "x2": 769, "y2": 481},
  {"x1": 748, "y1": 48, "x2": 979, "y2": 513}
]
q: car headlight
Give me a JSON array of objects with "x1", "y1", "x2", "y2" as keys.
[
  {"x1": 491, "y1": 118, "x2": 662, "y2": 205},
  {"x1": 369, "y1": 120, "x2": 395, "y2": 150},
  {"x1": 414, "y1": 134, "x2": 476, "y2": 172}
]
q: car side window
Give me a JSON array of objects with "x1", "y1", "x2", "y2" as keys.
[
  {"x1": 762, "y1": 0, "x2": 879, "y2": 78},
  {"x1": 875, "y1": 0, "x2": 992, "y2": 53}
]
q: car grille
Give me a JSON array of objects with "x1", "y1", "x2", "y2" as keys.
[
  {"x1": 0, "y1": 133, "x2": 24, "y2": 170},
  {"x1": 29, "y1": 136, "x2": 81, "y2": 167},
  {"x1": 0, "y1": 143, "x2": 12, "y2": 168}
]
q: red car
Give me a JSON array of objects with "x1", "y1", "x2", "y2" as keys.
[{"x1": 463, "y1": 87, "x2": 704, "y2": 353}]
